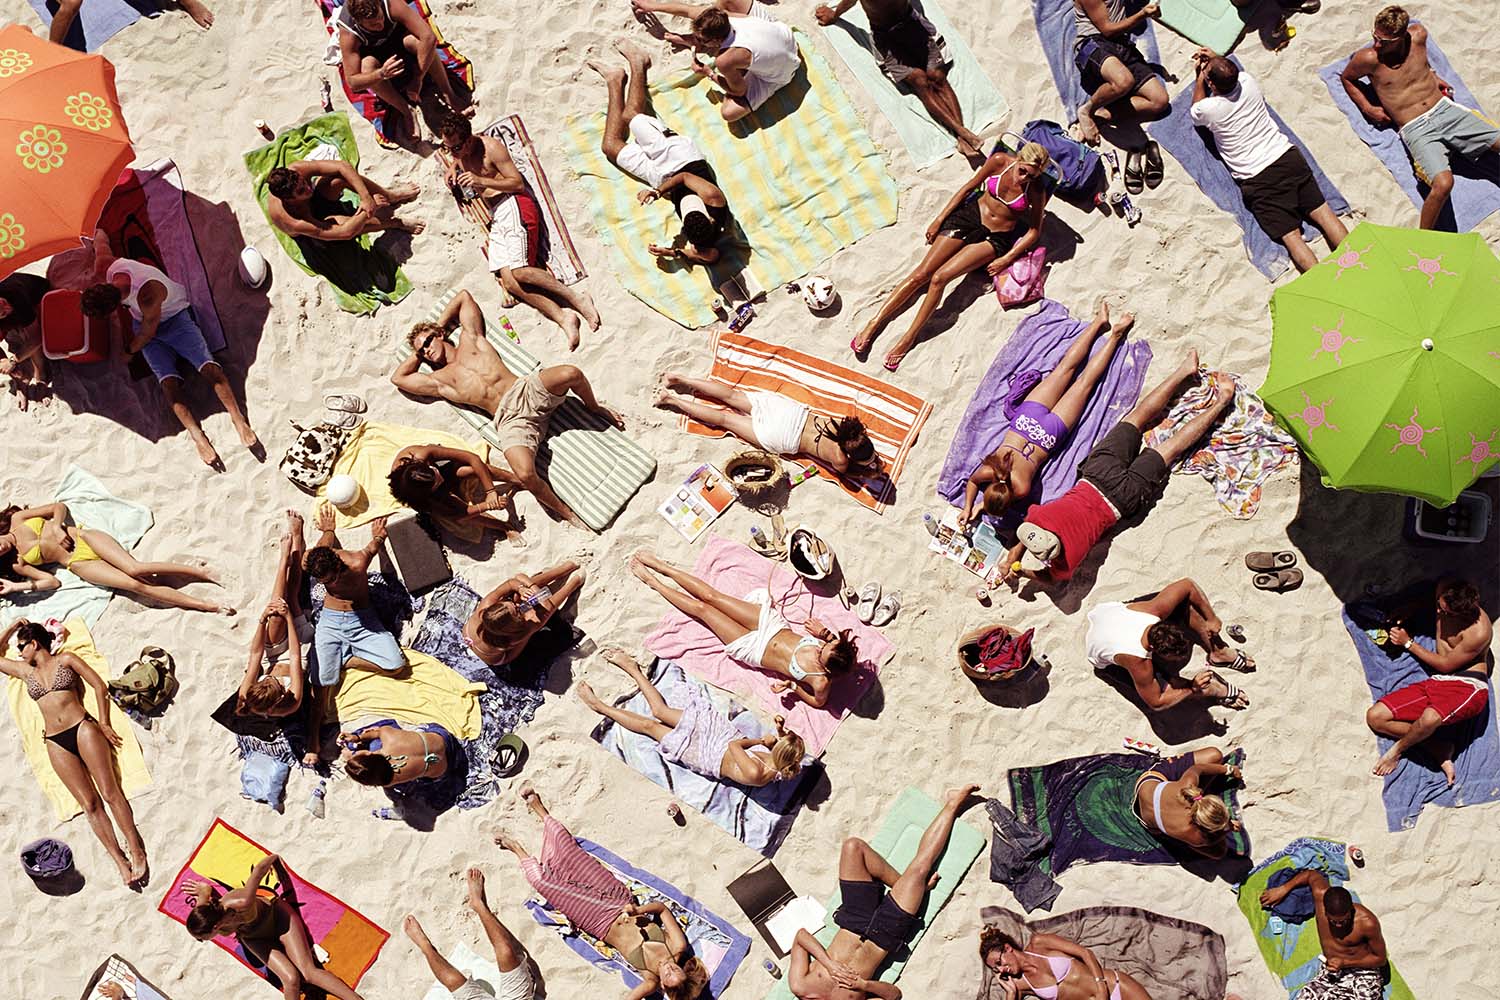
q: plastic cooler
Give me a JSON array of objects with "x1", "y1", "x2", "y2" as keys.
[{"x1": 40, "y1": 289, "x2": 109, "y2": 363}]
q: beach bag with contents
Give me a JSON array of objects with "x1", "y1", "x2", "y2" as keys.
[
  {"x1": 1020, "y1": 119, "x2": 1102, "y2": 198},
  {"x1": 993, "y1": 245, "x2": 1048, "y2": 308},
  {"x1": 109, "y1": 646, "x2": 179, "y2": 713},
  {"x1": 279, "y1": 420, "x2": 352, "y2": 494},
  {"x1": 960, "y1": 625, "x2": 1034, "y2": 680}
]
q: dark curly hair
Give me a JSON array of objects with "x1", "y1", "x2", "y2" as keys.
[
  {"x1": 823, "y1": 629, "x2": 858, "y2": 675},
  {"x1": 388, "y1": 459, "x2": 442, "y2": 510},
  {"x1": 186, "y1": 900, "x2": 225, "y2": 940},
  {"x1": 1146, "y1": 621, "x2": 1194, "y2": 668},
  {"x1": 266, "y1": 167, "x2": 301, "y2": 200},
  {"x1": 302, "y1": 546, "x2": 342, "y2": 583},
  {"x1": 437, "y1": 109, "x2": 473, "y2": 144},
  {"x1": 1441, "y1": 580, "x2": 1482, "y2": 623},
  {"x1": 80, "y1": 282, "x2": 122, "y2": 317},
  {"x1": 978, "y1": 925, "x2": 1020, "y2": 963}
]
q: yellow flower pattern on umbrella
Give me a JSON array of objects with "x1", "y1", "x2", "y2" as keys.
[
  {"x1": 16, "y1": 125, "x2": 67, "y2": 174},
  {"x1": 0, "y1": 213, "x2": 26, "y2": 260},
  {"x1": 65, "y1": 93, "x2": 114, "y2": 133},
  {"x1": 0, "y1": 48, "x2": 32, "y2": 79}
]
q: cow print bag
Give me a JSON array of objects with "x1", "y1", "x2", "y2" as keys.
[{"x1": 279, "y1": 420, "x2": 352, "y2": 494}]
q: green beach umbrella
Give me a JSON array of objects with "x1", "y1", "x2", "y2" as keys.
[{"x1": 1262, "y1": 222, "x2": 1500, "y2": 507}]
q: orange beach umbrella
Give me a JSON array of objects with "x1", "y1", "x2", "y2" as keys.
[{"x1": 0, "y1": 23, "x2": 133, "y2": 278}]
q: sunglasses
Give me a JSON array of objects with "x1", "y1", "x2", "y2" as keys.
[
  {"x1": 417, "y1": 332, "x2": 442, "y2": 356},
  {"x1": 1372, "y1": 31, "x2": 1402, "y2": 44}
]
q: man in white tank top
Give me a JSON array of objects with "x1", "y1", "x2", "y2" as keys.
[
  {"x1": 633, "y1": 0, "x2": 802, "y2": 121},
  {"x1": 1085, "y1": 577, "x2": 1253, "y2": 713},
  {"x1": 79, "y1": 236, "x2": 259, "y2": 471}
]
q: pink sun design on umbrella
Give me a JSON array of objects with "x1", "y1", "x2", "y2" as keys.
[
  {"x1": 1292, "y1": 391, "x2": 1338, "y2": 435},
  {"x1": 1309, "y1": 314, "x2": 1360, "y2": 365},
  {"x1": 1457, "y1": 429, "x2": 1499, "y2": 470},
  {"x1": 1386, "y1": 406, "x2": 1441, "y2": 458},
  {"x1": 1403, "y1": 251, "x2": 1457, "y2": 288},
  {"x1": 1330, "y1": 243, "x2": 1372, "y2": 279}
]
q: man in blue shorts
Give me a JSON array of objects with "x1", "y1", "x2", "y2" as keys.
[
  {"x1": 1340, "y1": 5, "x2": 1500, "y2": 229},
  {"x1": 82, "y1": 238, "x2": 259, "y2": 470}
]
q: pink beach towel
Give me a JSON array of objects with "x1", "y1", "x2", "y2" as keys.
[{"x1": 643, "y1": 535, "x2": 893, "y2": 756}]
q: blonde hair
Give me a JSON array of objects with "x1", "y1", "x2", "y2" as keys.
[
  {"x1": 1373, "y1": 5, "x2": 1408, "y2": 34},
  {"x1": 478, "y1": 601, "x2": 530, "y2": 646},
  {"x1": 662, "y1": 957, "x2": 710, "y2": 1000},
  {"x1": 1016, "y1": 142, "x2": 1052, "y2": 171},
  {"x1": 1180, "y1": 787, "x2": 1231, "y2": 835},
  {"x1": 768, "y1": 730, "x2": 806, "y2": 780}
]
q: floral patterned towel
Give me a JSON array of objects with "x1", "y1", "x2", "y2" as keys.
[{"x1": 1143, "y1": 368, "x2": 1298, "y2": 519}]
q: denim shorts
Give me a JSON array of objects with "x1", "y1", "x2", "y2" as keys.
[
  {"x1": 312, "y1": 608, "x2": 405, "y2": 687},
  {"x1": 139, "y1": 309, "x2": 215, "y2": 383}
]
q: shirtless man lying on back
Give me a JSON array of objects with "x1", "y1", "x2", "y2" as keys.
[
  {"x1": 1339, "y1": 5, "x2": 1500, "y2": 229},
  {"x1": 391, "y1": 289, "x2": 623, "y2": 529}
]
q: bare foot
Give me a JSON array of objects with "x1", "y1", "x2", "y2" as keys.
[
  {"x1": 285, "y1": 508, "x2": 304, "y2": 535},
  {"x1": 851, "y1": 327, "x2": 875, "y2": 358},
  {"x1": 1173, "y1": 348, "x2": 1201, "y2": 383},
  {"x1": 587, "y1": 59, "x2": 625, "y2": 86},
  {"x1": 237, "y1": 421, "x2": 260, "y2": 450},
  {"x1": 1440, "y1": 759, "x2": 1457, "y2": 787},
  {"x1": 577, "y1": 290, "x2": 602, "y2": 332},
  {"x1": 628, "y1": 552, "x2": 657, "y2": 586},
  {"x1": 662, "y1": 371, "x2": 691, "y2": 393},
  {"x1": 193, "y1": 435, "x2": 223, "y2": 471},
  {"x1": 466, "y1": 867, "x2": 489, "y2": 909},
  {"x1": 400, "y1": 218, "x2": 427, "y2": 235},
  {"x1": 402, "y1": 914, "x2": 430, "y2": 948},
  {"x1": 492, "y1": 830, "x2": 525, "y2": 854},
  {"x1": 1111, "y1": 312, "x2": 1135, "y2": 338},
  {"x1": 561, "y1": 312, "x2": 582, "y2": 352},
  {"x1": 179, "y1": 0, "x2": 214, "y2": 28},
  {"x1": 945, "y1": 783, "x2": 982, "y2": 808},
  {"x1": 926, "y1": 871, "x2": 941, "y2": 890},
  {"x1": 1075, "y1": 110, "x2": 1101, "y2": 145},
  {"x1": 1427, "y1": 740, "x2": 1457, "y2": 786},
  {"x1": 1094, "y1": 298, "x2": 1110, "y2": 327},
  {"x1": 128, "y1": 850, "x2": 149, "y2": 888},
  {"x1": 956, "y1": 132, "x2": 983, "y2": 160},
  {"x1": 1372, "y1": 746, "x2": 1403, "y2": 778},
  {"x1": 605, "y1": 647, "x2": 643, "y2": 676},
  {"x1": 652, "y1": 387, "x2": 682, "y2": 412},
  {"x1": 595, "y1": 402, "x2": 626, "y2": 429},
  {"x1": 1211, "y1": 379, "x2": 1235, "y2": 411},
  {"x1": 577, "y1": 681, "x2": 605, "y2": 711},
  {"x1": 388, "y1": 183, "x2": 421, "y2": 205},
  {"x1": 616, "y1": 40, "x2": 653, "y2": 69},
  {"x1": 112, "y1": 854, "x2": 134, "y2": 887}
]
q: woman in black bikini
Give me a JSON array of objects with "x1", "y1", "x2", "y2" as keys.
[
  {"x1": 0, "y1": 618, "x2": 147, "y2": 887},
  {"x1": 184, "y1": 852, "x2": 367, "y2": 1000},
  {"x1": 853, "y1": 142, "x2": 1051, "y2": 372}
]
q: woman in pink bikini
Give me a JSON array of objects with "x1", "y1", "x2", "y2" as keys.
[
  {"x1": 980, "y1": 926, "x2": 1154, "y2": 1000},
  {"x1": 959, "y1": 300, "x2": 1134, "y2": 527},
  {"x1": 853, "y1": 142, "x2": 1051, "y2": 372}
]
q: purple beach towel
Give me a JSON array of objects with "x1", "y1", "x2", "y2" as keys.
[
  {"x1": 1318, "y1": 33, "x2": 1500, "y2": 232},
  {"x1": 27, "y1": 0, "x2": 158, "y2": 51},
  {"x1": 937, "y1": 299, "x2": 1151, "y2": 529}
]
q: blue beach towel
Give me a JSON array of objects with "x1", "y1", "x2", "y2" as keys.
[
  {"x1": 1032, "y1": 0, "x2": 1161, "y2": 120},
  {"x1": 1147, "y1": 61, "x2": 1350, "y2": 280},
  {"x1": 27, "y1": 0, "x2": 158, "y2": 51},
  {"x1": 1318, "y1": 34, "x2": 1500, "y2": 232},
  {"x1": 1342, "y1": 603, "x2": 1500, "y2": 831},
  {"x1": 0, "y1": 466, "x2": 153, "y2": 630},
  {"x1": 590, "y1": 659, "x2": 821, "y2": 857}
]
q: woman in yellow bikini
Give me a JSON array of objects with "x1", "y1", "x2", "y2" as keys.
[{"x1": 0, "y1": 501, "x2": 230, "y2": 614}]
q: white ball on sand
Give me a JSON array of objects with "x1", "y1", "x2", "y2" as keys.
[
  {"x1": 800, "y1": 275, "x2": 837, "y2": 313},
  {"x1": 325, "y1": 474, "x2": 360, "y2": 509},
  {"x1": 237, "y1": 246, "x2": 268, "y2": 288}
]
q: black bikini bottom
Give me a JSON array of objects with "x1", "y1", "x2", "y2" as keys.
[{"x1": 44, "y1": 715, "x2": 92, "y2": 759}]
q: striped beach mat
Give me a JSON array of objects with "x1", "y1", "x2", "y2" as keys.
[
  {"x1": 398, "y1": 291, "x2": 656, "y2": 531},
  {"x1": 438, "y1": 115, "x2": 587, "y2": 285},
  {"x1": 680, "y1": 330, "x2": 931, "y2": 513},
  {"x1": 562, "y1": 34, "x2": 899, "y2": 328}
]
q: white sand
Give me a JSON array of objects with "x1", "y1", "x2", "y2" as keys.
[{"x1": 3, "y1": 1, "x2": 1497, "y2": 998}]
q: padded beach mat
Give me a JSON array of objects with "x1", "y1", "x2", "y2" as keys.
[
  {"x1": 1156, "y1": 0, "x2": 1245, "y2": 54},
  {"x1": 819, "y1": 0, "x2": 1008, "y2": 168},
  {"x1": 562, "y1": 34, "x2": 898, "y2": 328},
  {"x1": 590, "y1": 658, "x2": 821, "y2": 856},
  {"x1": 314, "y1": 0, "x2": 473, "y2": 149},
  {"x1": 767, "y1": 786, "x2": 985, "y2": 998},
  {"x1": 243, "y1": 112, "x2": 413, "y2": 315},
  {"x1": 397, "y1": 290, "x2": 657, "y2": 531},
  {"x1": 158, "y1": 819, "x2": 388, "y2": 990},
  {"x1": 81, "y1": 954, "x2": 172, "y2": 1000},
  {"x1": 525, "y1": 837, "x2": 750, "y2": 996},
  {"x1": 1007, "y1": 750, "x2": 1250, "y2": 876},
  {"x1": 1319, "y1": 33, "x2": 1500, "y2": 233},
  {"x1": 1235, "y1": 837, "x2": 1415, "y2": 1000}
]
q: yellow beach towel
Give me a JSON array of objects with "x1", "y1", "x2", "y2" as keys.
[
  {"x1": 316, "y1": 421, "x2": 486, "y2": 531},
  {"x1": 334, "y1": 648, "x2": 483, "y2": 740},
  {"x1": 6, "y1": 619, "x2": 152, "y2": 822}
]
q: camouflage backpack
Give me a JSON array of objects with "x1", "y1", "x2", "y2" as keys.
[{"x1": 108, "y1": 646, "x2": 178, "y2": 714}]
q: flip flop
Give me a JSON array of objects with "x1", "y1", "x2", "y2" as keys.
[
  {"x1": 324, "y1": 392, "x2": 367, "y2": 414},
  {"x1": 1245, "y1": 550, "x2": 1297, "y2": 572},
  {"x1": 850, "y1": 336, "x2": 870, "y2": 361},
  {"x1": 1201, "y1": 670, "x2": 1250, "y2": 710},
  {"x1": 1124, "y1": 150, "x2": 1145, "y2": 195},
  {"x1": 1143, "y1": 141, "x2": 1164, "y2": 190},
  {"x1": 871, "y1": 591, "x2": 901, "y2": 627},
  {"x1": 1253, "y1": 568, "x2": 1304, "y2": 592},
  {"x1": 856, "y1": 583, "x2": 881, "y2": 624},
  {"x1": 883, "y1": 355, "x2": 903, "y2": 372},
  {"x1": 1209, "y1": 649, "x2": 1256, "y2": 673}
]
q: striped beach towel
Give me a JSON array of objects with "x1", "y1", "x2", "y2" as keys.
[
  {"x1": 315, "y1": 0, "x2": 474, "y2": 149},
  {"x1": 680, "y1": 330, "x2": 932, "y2": 513},
  {"x1": 562, "y1": 35, "x2": 899, "y2": 328},
  {"x1": 436, "y1": 115, "x2": 586, "y2": 285},
  {"x1": 396, "y1": 291, "x2": 657, "y2": 531}
]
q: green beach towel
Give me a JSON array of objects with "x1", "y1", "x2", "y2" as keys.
[
  {"x1": 397, "y1": 291, "x2": 657, "y2": 531},
  {"x1": 1157, "y1": 0, "x2": 1246, "y2": 55},
  {"x1": 1235, "y1": 837, "x2": 1415, "y2": 1000},
  {"x1": 243, "y1": 112, "x2": 413, "y2": 316},
  {"x1": 820, "y1": 0, "x2": 1009, "y2": 168},
  {"x1": 563, "y1": 34, "x2": 899, "y2": 328},
  {"x1": 768, "y1": 787, "x2": 985, "y2": 998}
]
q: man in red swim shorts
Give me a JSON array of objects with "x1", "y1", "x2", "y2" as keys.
[{"x1": 1366, "y1": 579, "x2": 1493, "y2": 786}]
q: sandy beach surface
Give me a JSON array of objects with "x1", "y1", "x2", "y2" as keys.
[{"x1": 3, "y1": 0, "x2": 1497, "y2": 998}]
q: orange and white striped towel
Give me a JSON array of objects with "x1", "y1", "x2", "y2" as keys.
[{"x1": 681, "y1": 330, "x2": 932, "y2": 513}]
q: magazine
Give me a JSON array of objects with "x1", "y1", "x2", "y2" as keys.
[
  {"x1": 659, "y1": 464, "x2": 738, "y2": 542},
  {"x1": 926, "y1": 508, "x2": 1006, "y2": 582}
]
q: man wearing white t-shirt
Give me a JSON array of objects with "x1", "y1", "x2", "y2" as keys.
[
  {"x1": 1188, "y1": 51, "x2": 1347, "y2": 272},
  {"x1": 80, "y1": 239, "x2": 259, "y2": 471}
]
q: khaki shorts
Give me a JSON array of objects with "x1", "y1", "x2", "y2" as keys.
[
  {"x1": 451, "y1": 963, "x2": 536, "y2": 1000},
  {"x1": 491, "y1": 371, "x2": 565, "y2": 454}
]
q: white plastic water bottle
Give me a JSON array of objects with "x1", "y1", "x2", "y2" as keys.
[
  {"x1": 750, "y1": 525, "x2": 767, "y2": 546},
  {"x1": 372, "y1": 807, "x2": 400, "y2": 821},
  {"x1": 922, "y1": 512, "x2": 939, "y2": 537},
  {"x1": 305, "y1": 779, "x2": 327, "y2": 819}
]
